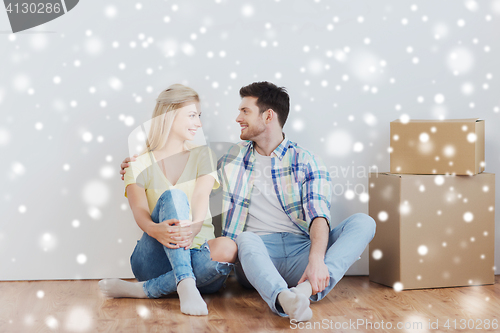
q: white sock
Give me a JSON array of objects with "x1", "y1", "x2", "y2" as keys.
[
  {"x1": 291, "y1": 280, "x2": 312, "y2": 299},
  {"x1": 177, "y1": 278, "x2": 208, "y2": 316},
  {"x1": 277, "y1": 289, "x2": 312, "y2": 322},
  {"x1": 98, "y1": 279, "x2": 147, "y2": 298}
]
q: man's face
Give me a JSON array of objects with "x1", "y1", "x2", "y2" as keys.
[{"x1": 236, "y1": 96, "x2": 266, "y2": 141}]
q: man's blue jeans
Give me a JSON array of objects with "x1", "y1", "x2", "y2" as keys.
[
  {"x1": 235, "y1": 213, "x2": 376, "y2": 316},
  {"x1": 130, "y1": 189, "x2": 233, "y2": 298}
]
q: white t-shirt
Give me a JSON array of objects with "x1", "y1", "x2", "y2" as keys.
[{"x1": 245, "y1": 150, "x2": 302, "y2": 235}]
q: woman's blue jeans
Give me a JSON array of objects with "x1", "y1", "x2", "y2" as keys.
[{"x1": 130, "y1": 189, "x2": 233, "y2": 298}]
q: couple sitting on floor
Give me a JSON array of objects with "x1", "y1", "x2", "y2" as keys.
[{"x1": 98, "y1": 81, "x2": 376, "y2": 322}]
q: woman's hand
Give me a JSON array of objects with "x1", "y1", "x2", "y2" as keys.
[
  {"x1": 148, "y1": 219, "x2": 193, "y2": 249},
  {"x1": 120, "y1": 154, "x2": 138, "y2": 181}
]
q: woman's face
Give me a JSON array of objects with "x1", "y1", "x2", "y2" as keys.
[{"x1": 170, "y1": 101, "x2": 202, "y2": 142}]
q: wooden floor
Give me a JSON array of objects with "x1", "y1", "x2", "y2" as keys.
[{"x1": 1, "y1": 275, "x2": 499, "y2": 333}]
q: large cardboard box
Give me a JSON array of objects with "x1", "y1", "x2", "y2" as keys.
[
  {"x1": 368, "y1": 172, "x2": 495, "y2": 290},
  {"x1": 390, "y1": 118, "x2": 485, "y2": 175}
]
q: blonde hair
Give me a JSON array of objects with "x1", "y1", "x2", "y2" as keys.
[{"x1": 140, "y1": 84, "x2": 200, "y2": 155}]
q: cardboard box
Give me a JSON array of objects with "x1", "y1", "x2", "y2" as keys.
[
  {"x1": 390, "y1": 118, "x2": 485, "y2": 175},
  {"x1": 368, "y1": 172, "x2": 495, "y2": 290}
]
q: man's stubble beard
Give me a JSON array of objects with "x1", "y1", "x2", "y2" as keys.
[{"x1": 240, "y1": 123, "x2": 266, "y2": 141}]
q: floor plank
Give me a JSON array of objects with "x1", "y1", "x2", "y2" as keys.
[{"x1": 0, "y1": 275, "x2": 499, "y2": 332}]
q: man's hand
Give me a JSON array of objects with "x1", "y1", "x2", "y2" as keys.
[
  {"x1": 148, "y1": 219, "x2": 193, "y2": 249},
  {"x1": 297, "y1": 258, "x2": 330, "y2": 295},
  {"x1": 120, "y1": 154, "x2": 138, "y2": 180}
]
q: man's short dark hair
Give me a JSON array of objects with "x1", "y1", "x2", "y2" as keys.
[{"x1": 239, "y1": 81, "x2": 290, "y2": 128}]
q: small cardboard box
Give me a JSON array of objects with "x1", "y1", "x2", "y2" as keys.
[
  {"x1": 368, "y1": 172, "x2": 495, "y2": 290},
  {"x1": 390, "y1": 118, "x2": 485, "y2": 175}
]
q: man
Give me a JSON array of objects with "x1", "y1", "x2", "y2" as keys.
[{"x1": 121, "y1": 81, "x2": 376, "y2": 322}]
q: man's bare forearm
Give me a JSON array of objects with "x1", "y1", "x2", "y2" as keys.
[{"x1": 309, "y1": 217, "x2": 329, "y2": 262}]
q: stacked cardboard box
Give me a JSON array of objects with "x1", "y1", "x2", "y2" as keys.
[{"x1": 369, "y1": 118, "x2": 495, "y2": 290}]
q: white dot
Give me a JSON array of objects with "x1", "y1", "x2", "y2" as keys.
[
  {"x1": 292, "y1": 119, "x2": 304, "y2": 132},
  {"x1": 353, "y1": 142, "x2": 364, "y2": 152},
  {"x1": 400, "y1": 202, "x2": 411, "y2": 215},
  {"x1": 40, "y1": 233, "x2": 57, "y2": 251},
  {"x1": 82, "y1": 132, "x2": 93, "y2": 142},
  {"x1": 303, "y1": 45, "x2": 310, "y2": 52},
  {"x1": 359, "y1": 192, "x2": 369, "y2": 203},
  {"x1": 37, "y1": 290, "x2": 45, "y2": 298},
  {"x1": 18, "y1": 205, "x2": 27, "y2": 213},
  {"x1": 378, "y1": 211, "x2": 388, "y2": 222},
  {"x1": 345, "y1": 190, "x2": 355, "y2": 200},
  {"x1": 77, "y1": 254, "x2": 87, "y2": 264},
  {"x1": 242, "y1": 4, "x2": 254, "y2": 17},
  {"x1": 45, "y1": 316, "x2": 59, "y2": 329},
  {"x1": 35, "y1": 122, "x2": 43, "y2": 130},
  {"x1": 434, "y1": 94, "x2": 445, "y2": 104},
  {"x1": 212, "y1": 82, "x2": 219, "y2": 89},
  {"x1": 164, "y1": 16, "x2": 170, "y2": 23},
  {"x1": 443, "y1": 145, "x2": 455, "y2": 157},
  {"x1": 124, "y1": 116, "x2": 135, "y2": 127},
  {"x1": 65, "y1": 307, "x2": 93, "y2": 332},
  {"x1": 419, "y1": 185, "x2": 425, "y2": 192},
  {"x1": 83, "y1": 181, "x2": 110, "y2": 207},
  {"x1": 461, "y1": 82, "x2": 474, "y2": 95},
  {"x1": 12, "y1": 162, "x2": 26, "y2": 175},
  {"x1": 393, "y1": 282, "x2": 403, "y2": 292},
  {"x1": 418, "y1": 245, "x2": 428, "y2": 255},
  {"x1": 357, "y1": 16, "x2": 364, "y2": 23},
  {"x1": 53, "y1": 76, "x2": 61, "y2": 84},
  {"x1": 400, "y1": 114, "x2": 410, "y2": 124},
  {"x1": 419, "y1": 132, "x2": 429, "y2": 143},
  {"x1": 463, "y1": 212, "x2": 474, "y2": 222},
  {"x1": 372, "y1": 249, "x2": 383, "y2": 260},
  {"x1": 72, "y1": 220, "x2": 80, "y2": 228},
  {"x1": 63, "y1": 164, "x2": 70, "y2": 171},
  {"x1": 88, "y1": 207, "x2": 102, "y2": 220},
  {"x1": 137, "y1": 305, "x2": 151, "y2": 319},
  {"x1": 171, "y1": 4, "x2": 178, "y2": 11},
  {"x1": 100, "y1": 166, "x2": 114, "y2": 179},
  {"x1": 326, "y1": 130, "x2": 352, "y2": 156},
  {"x1": 434, "y1": 175, "x2": 445, "y2": 186},
  {"x1": 401, "y1": 18, "x2": 408, "y2": 25},
  {"x1": 467, "y1": 133, "x2": 477, "y2": 143},
  {"x1": 457, "y1": 19, "x2": 465, "y2": 27},
  {"x1": 104, "y1": 5, "x2": 117, "y2": 18}
]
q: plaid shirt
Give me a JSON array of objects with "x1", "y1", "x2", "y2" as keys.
[{"x1": 217, "y1": 135, "x2": 332, "y2": 240}]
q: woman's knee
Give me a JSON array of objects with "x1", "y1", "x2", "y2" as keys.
[{"x1": 207, "y1": 237, "x2": 237, "y2": 263}]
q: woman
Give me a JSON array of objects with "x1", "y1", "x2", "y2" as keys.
[{"x1": 99, "y1": 84, "x2": 237, "y2": 316}]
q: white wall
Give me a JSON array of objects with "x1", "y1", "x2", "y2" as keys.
[{"x1": 0, "y1": 0, "x2": 499, "y2": 280}]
